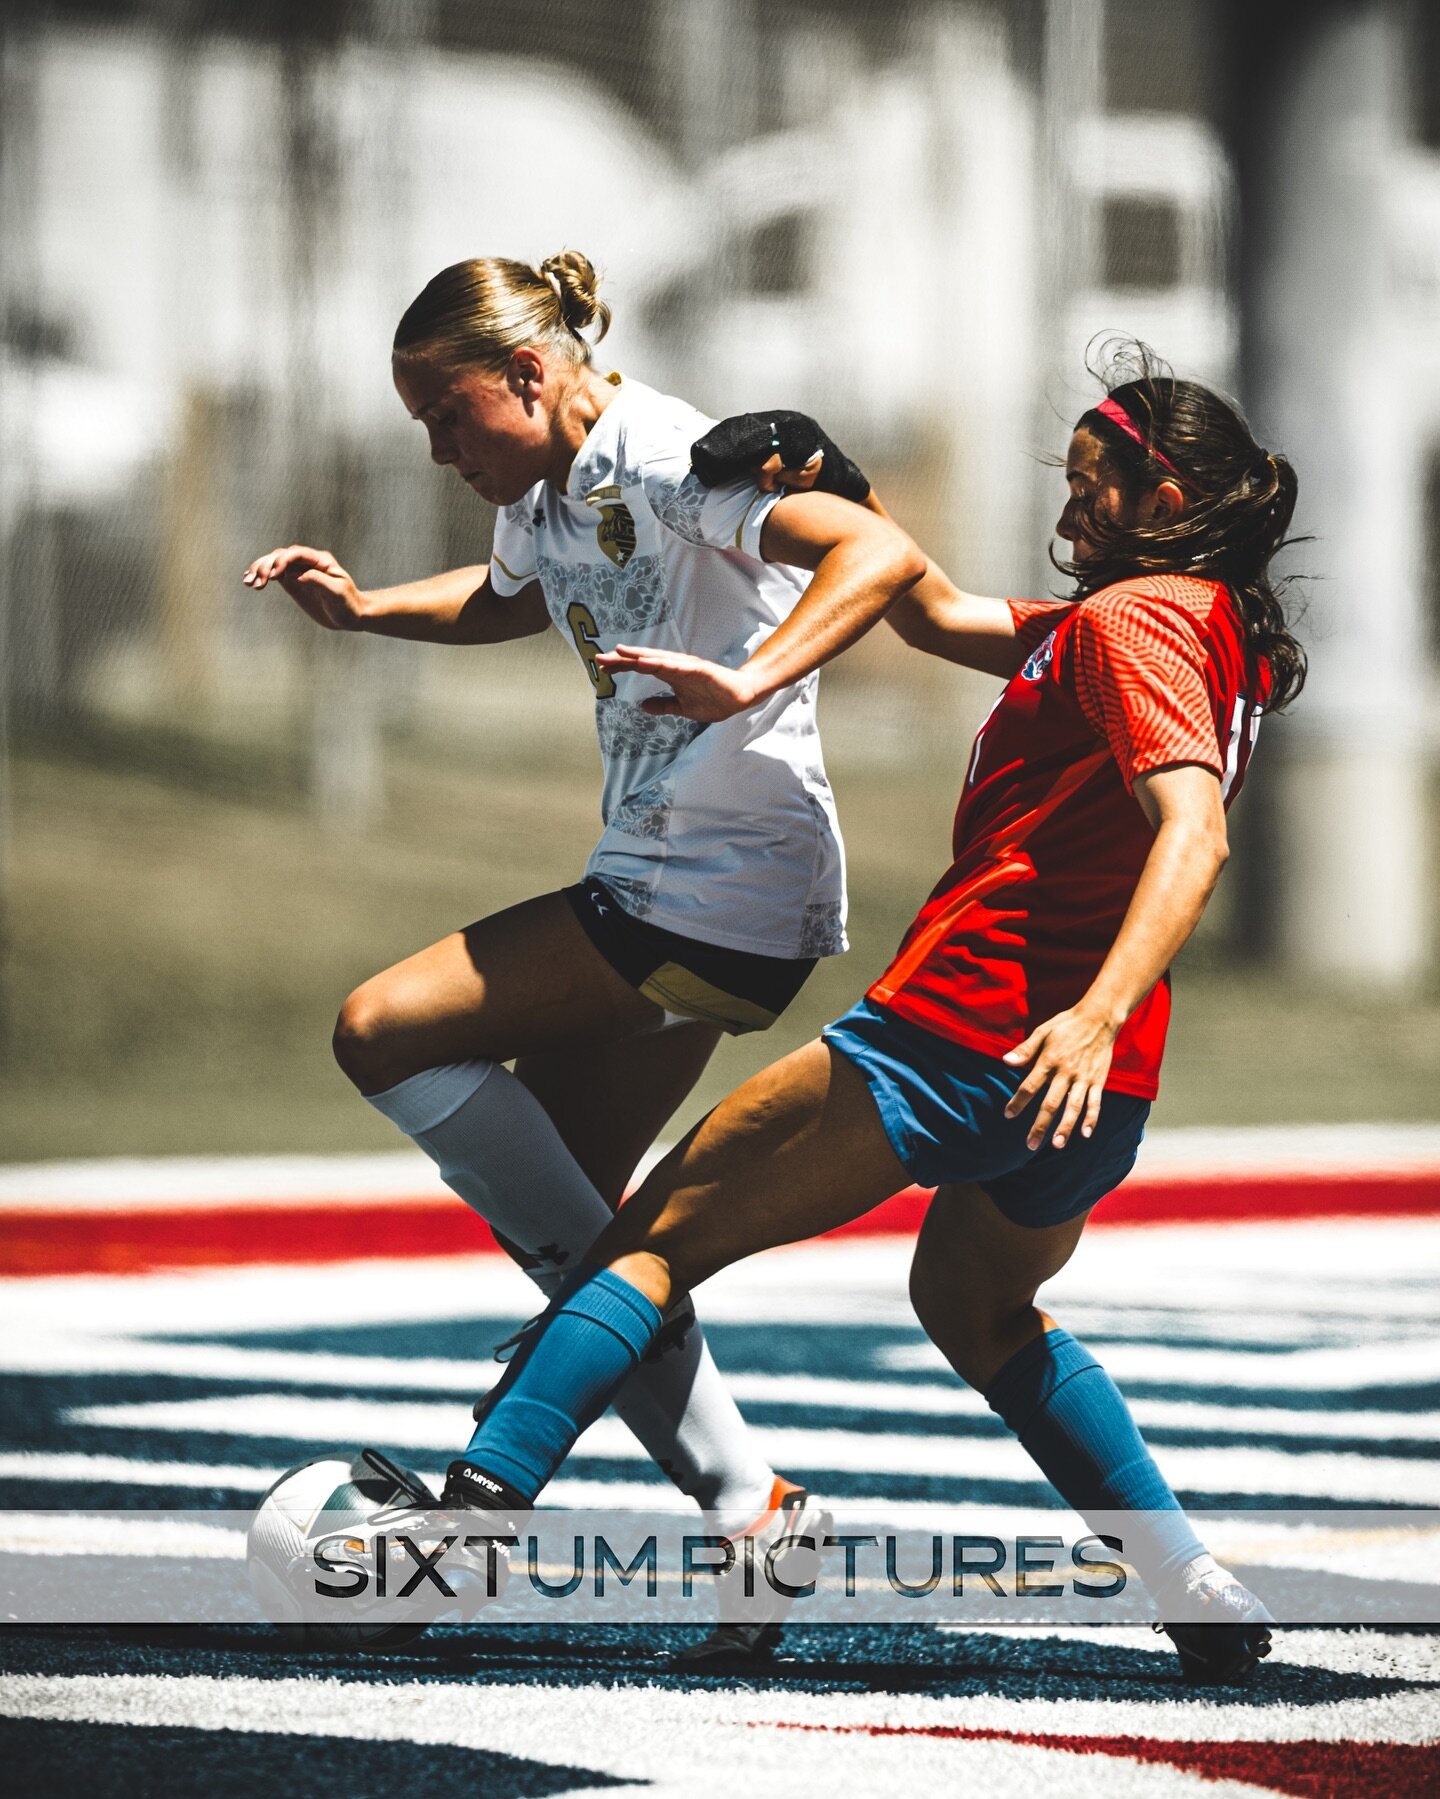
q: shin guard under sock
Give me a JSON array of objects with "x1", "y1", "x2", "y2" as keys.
[
  {"x1": 984, "y1": 1327, "x2": 1206, "y2": 1593},
  {"x1": 458, "y1": 1267, "x2": 662, "y2": 1503}
]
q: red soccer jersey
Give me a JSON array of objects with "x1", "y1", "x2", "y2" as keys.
[{"x1": 867, "y1": 575, "x2": 1269, "y2": 1099}]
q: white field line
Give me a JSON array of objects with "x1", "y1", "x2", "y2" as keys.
[
  {"x1": 0, "y1": 1257, "x2": 548, "y2": 1337},
  {"x1": 0, "y1": 1452, "x2": 773, "y2": 1519},
  {"x1": 1047, "y1": 1300, "x2": 1440, "y2": 1332},
  {"x1": 2, "y1": 1221, "x2": 1437, "y2": 1337},
  {"x1": 63, "y1": 1395, "x2": 1440, "y2": 1505},
  {"x1": 5, "y1": 1335, "x2": 1437, "y2": 1443},
  {"x1": 881, "y1": 1337, "x2": 1440, "y2": 1390},
  {"x1": 0, "y1": 1452, "x2": 685, "y2": 1512},
  {"x1": 6, "y1": 1454, "x2": 1439, "y2": 1577},
  {"x1": 3, "y1": 1124, "x2": 1438, "y2": 1208},
  {"x1": 0, "y1": 1669, "x2": 1435, "y2": 1754},
  {"x1": 3, "y1": 1514, "x2": 246, "y2": 1559},
  {"x1": 1035, "y1": 1218, "x2": 1440, "y2": 1291},
  {"x1": 0, "y1": 1452, "x2": 280, "y2": 1493},
  {"x1": 0, "y1": 1152, "x2": 445, "y2": 1211},
  {"x1": 1127, "y1": 1122, "x2": 1440, "y2": 1178},
  {"x1": 931, "y1": 1624, "x2": 1440, "y2": 1680}
]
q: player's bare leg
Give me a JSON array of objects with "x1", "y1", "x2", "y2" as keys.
[
  {"x1": 906, "y1": 1183, "x2": 1086, "y2": 1390},
  {"x1": 332, "y1": 890, "x2": 664, "y2": 1093},
  {"x1": 500, "y1": 1037, "x2": 908, "y2": 1663},
  {"x1": 518, "y1": 1020, "x2": 805, "y2": 1566},
  {"x1": 515, "y1": 1018, "x2": 722, "y2": 1208},
  {"x1": 909, "y1": 1185, "x2": 1272, "y2": 1683},
  {"x1": 337, "y1": 900, "x2": 798, "y2": 1555},
  {"x1": 592, "y1": 1039, "x2": 912, "y2": 1308}
]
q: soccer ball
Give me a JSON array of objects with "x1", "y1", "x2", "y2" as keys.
[{"x1": 246, "y1": 1449, "x2": 439, "y2": 1652}]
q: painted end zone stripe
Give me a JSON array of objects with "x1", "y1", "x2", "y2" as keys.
[
  {"x1": 0, "y1": 1199, "x2": 494, "y2": 1276},
  {"x1": 827, "y1": 1170, "x2": 1440, "y2": 1238},
  {"x1": 757, "y1": 1724, "x2": 1437, "y2": 1799},
  {"x1": 0, "y1": 1168, "x2": 1436, "y2": 1274}
]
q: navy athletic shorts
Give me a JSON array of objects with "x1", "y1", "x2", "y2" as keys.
[
  {"x1": 822, "y1": 996, "x2": 1149, "y2": 1227},
  {"x1": 563, "y1": 877, "x2": 817, "y2": 1035}
]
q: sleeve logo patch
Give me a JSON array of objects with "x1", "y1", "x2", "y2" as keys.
[{"x1": 1021, "y1": 631, "x2": 1057, "y2": 682}]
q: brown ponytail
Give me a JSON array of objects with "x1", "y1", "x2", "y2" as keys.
[{"x1": 1058, "y1": 340, "x2": 1308, "y2": 710}]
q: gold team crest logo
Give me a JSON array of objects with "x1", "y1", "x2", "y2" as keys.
[{"x1": 586, "y1": 485, "x2": 637, "y2": 569}]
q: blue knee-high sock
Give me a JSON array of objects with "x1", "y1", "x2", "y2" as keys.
[
  {"x1": 458, "y1": 1268, "x2": 662, "y2": 1503},
  {"x1": 984, "y1": 1327, "x2": 1206, "y2": 1591}
]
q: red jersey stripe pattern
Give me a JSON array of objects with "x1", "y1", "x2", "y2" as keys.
[{"x1": 867, "y1": 576, "x2": 1270, "y2": 1100}]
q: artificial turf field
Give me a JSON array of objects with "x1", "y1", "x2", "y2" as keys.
[{"x1": 1, "y1": 1191, "x2": 1437, "y2": 1797}]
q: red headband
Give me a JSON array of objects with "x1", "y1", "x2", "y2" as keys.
[{"x1": 1095, "y1": 397, "x2": 1180, "y2": 478}]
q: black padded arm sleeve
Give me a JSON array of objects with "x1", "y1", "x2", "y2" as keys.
[{"x1": 690, "y1": 410, "x2": 871, "y2": 504}]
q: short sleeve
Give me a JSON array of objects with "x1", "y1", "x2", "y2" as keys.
[
  {"x1": 640, "y1": 455, "x2": 784, "y2": 563},
  {"x1": 1069, "y1": 594, "x2": 1221, "y2": 791},
  {"x1": 1007, "y1": 598, "x2": 1073, "y2": 656},
  {"x1": 489, "y1": 496, "x2": 539, "y2": 597}
]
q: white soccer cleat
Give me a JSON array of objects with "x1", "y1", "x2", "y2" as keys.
[{"x1": 670, "y1": 1476, "x2": 831, "y2": 1669}]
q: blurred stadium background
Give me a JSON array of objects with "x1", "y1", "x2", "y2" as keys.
[{"x1": 2, "y1": 0, "x2": 1439, "y2": 1162}]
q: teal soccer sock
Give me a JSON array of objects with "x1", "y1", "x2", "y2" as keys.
[
  {"x1": 984, "y1": 1327, "x2": 1207, "y2": 1591},
  {"x1": 457, "y1": 1268, "x2": 663, "y2": 1503}
]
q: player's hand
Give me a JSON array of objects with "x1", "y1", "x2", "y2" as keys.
[
  {"x1": 691, "y1": 411, "x2": 871, "y2": 504},
  {"x1": 757, "y1": 449, "x2": 825, "y2": 493},
  {"x1": 1001, "y1": 1005, "x2": 1119, "y2": 1151},
  {"x1": 243, "y1": 545, "x2": 368, "y2": 632},
  {"x1": 593, "y1": 645, "x2": 757, "y2": 721}
]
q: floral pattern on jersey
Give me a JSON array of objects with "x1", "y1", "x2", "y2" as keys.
[
  {"x1": 599, "y1": 873, "x2": 657, "y2": 919},
  {"x1": 503, "y1": 500, "x2": 533, "y2": 528},
  {"x1": 538, "y1": 549, "x2": 671, "y2": 637},
  {"x1": 605, "y1": 776, "x2": 673, "y2": 843},
  {"x1": 596, "y1": 700, "x2": 706, "y2": 762},
  {"x1": 647, "y1": 469, "x2": 710, "y2": 547},
  {"x1": 797, "y1": 900, "x2": 845, "y2": 957}
]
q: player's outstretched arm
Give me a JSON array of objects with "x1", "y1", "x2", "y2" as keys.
[
  {"x1": 243, "y1": 545, "x2": 549, "y2": 645},
  {"x1": 598, "y1": 497, "x2": 925, "y2": 720},
  {"x1": 690, "y1": 410, "x2": 1034, "y2": 682},
  {"x1": 750, "y1": 490, "x2": 928, "y2": 689},
  {"x1": 885, "y1": 562, "x2": 1037, "y2": 680},
  {"x1": 1002, "y1": 764, "x2": 1229, "y2": 1152}
]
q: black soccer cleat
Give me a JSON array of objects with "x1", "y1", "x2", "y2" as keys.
[
  {"x1": 671, "y1": 1620, "x2": 784, "y2": 1669},
  {"x1": 432, "y1": 1460, "x2": 532, "y2": 1612},
  {"x1": 1158, "y1": 1569, "x2": 1275, "y2": 1684},
  {"x1": 441, "y1": 1459, "x2": 529, "y2": 1519}
]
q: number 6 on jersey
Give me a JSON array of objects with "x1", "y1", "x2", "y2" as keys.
[{"x1": 567, "y1": 600, "x2": 617, "y2": 698}]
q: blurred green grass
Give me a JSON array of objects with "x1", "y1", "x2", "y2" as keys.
[{"x1": 3, "y1": 705, "x2": 1438, "y2": 1163}]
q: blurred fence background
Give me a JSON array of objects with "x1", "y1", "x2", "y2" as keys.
[{"x1": 1, "y1": 0, "x2": 1438, "y2": 1159}]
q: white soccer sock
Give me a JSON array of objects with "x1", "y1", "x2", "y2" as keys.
[{"x1": 366, "y1": 1059, "x2": 775, "y2": 1526}]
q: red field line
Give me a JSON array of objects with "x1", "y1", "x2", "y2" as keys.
[
  {"x1": 757, "y1": 1723, "x2": 1440, "y2": 1799},
  {"x1": 0, "y1": 1170, "x2": 1435, "y2": 1276}
]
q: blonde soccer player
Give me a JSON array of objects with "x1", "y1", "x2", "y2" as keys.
[{"x1": 244, "y1": 252, "x2": 924, "y2": 1661}]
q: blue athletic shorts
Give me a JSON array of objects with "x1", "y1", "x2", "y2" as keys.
[{"x1": 822, "y1": 996, "x2": 1150, "y2": 1228}]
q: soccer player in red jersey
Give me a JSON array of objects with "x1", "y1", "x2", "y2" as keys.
[{"x1": 438, "y1": 348, "x2": 1306, "y2": 1681}]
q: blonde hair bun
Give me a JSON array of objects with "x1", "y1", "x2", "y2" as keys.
[
  {"x1": 539, "y1": 251, "x2": 611, "y2": 345},
  {"x1": 393, "y1": 252, "x2": 610, "y2": 371}
]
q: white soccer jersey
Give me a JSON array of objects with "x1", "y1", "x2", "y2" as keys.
[{"x1": 488, "y1": 375, "x2": 846, "y2": 959}]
